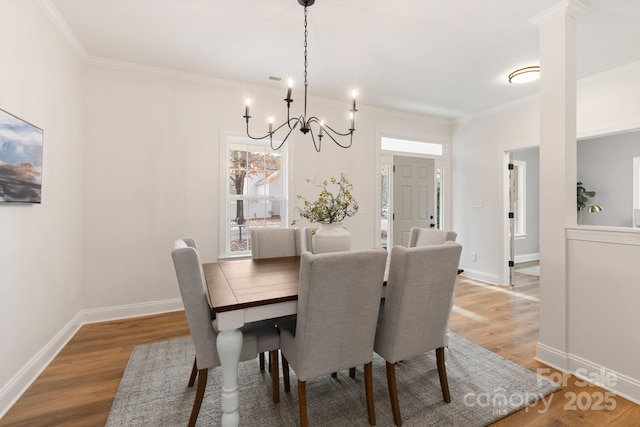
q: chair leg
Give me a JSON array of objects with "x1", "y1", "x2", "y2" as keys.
[
  {"x1": 259, "y1": 352, "x2": 265, "y2": 371},
  {"x1": 386, "y1": 361, "x2": 402, "y2": 426},
  {"x1": 436, "y1": 347, "x2": 451, "y2": 403},
  {"x1": 270, "y1": 350, "x2": 280, "y2": 404},
  {"x1": 364, "y1": 362, "x2": 376, "y2": 426},
  {"x1": 189, "y1": 368, "x2": 208, "y2": 427},
  {"x1": 349, "y1": 367, "x2": 356, "y2": 379},
  {"x1": 298, "y1": 379, "x2": 308, "y2": 427},
  {"x1": 188, "y1": 357, "x2": 198, "y2": 387},
  {"x1": 282, "y1": 355, "x2": 291, "y2": 393}
]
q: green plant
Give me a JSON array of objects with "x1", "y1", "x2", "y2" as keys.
[
  {"x1": 577, "y1": 181, "x2": 596, "y2": 211},
  {"x1": 291, "y1": 173, "x2": 358, "y2": 224}
]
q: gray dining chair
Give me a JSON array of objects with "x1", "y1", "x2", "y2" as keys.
[
  {"x1": 279, "y1": 249, "x2": 388, "y2": 427},
  {"x1": 172, "y1": 238, "x2": 281, "y2": 427},
  {"x1": 250, "y1": 227, "x2": 302, "y2": 371},
  {"x1": 374, "y1": 242, "x2": 462, "y2": 426},
  {"x1": 407, "y1": 227, "x2": 457, "y2": 247},
  {"x1": 251, "y1": 227, "x2": 302, "y2": 259},
  {"x1": 407, "y1": 227, "x2": 458, "y2": 346},
  {"x1": 302, "y1": 227, "x2": 317, "y2": 253}
]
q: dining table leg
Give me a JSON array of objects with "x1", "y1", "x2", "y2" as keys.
[{"x1": 217, "y1": 328, "x2": 243, "y2": 427}]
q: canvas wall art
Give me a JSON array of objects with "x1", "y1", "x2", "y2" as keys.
[{"x1": 0, "y1": 108, "x2": 43, "y2": 203}]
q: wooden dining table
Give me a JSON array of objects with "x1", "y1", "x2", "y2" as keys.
[{"x1": 202, "y1": 254, "x2": 388, "y2": 427}]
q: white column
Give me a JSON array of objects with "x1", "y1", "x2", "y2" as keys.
[{"x1": 531, "y1": 0, "x2": 587, "y2": 370}]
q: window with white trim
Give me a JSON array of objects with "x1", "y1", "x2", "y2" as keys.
[{"x1": 224, "y1": 136, "x2": 287, "y2": 257}]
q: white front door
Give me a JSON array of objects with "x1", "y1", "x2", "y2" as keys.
[{"x1": 392, "y1": 156, "x2": 435, "y2": 246}]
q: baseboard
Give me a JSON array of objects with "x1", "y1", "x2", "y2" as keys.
[
  {"x1": 0, "y1": 311, "x2": 83, "y2": 419},
  {"x1": 458, "y1": 268, "x2": 499, "y2": 285},
  {"x1": 569, "y1": 353, "x2": 640, "y2": 405},
  {"x1": 0, "y1": 298, "x2": 184, "y2": 418},
  {"x1": 82, "y1": 298, "x2": 184, "y2": 324},
  {"x1": 514, "y1": 252, "x2": 540, "y2": 263},
  {"x1": 536, "y1": 343, "x2": 640, "y2": 405},
  {"x1": 536, "y1": 342, "x2": 569, "y2": 372}
]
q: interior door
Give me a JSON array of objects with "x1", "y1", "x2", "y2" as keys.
[{"x1": 392, "y1": 156, "x2": 435, "y2": 246}]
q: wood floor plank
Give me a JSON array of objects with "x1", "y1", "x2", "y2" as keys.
[{"x1": 1, "y1": 273, "x2": 638, "y2": 426}]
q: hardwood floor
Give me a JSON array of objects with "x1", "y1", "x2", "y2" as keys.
[{"x1": 1, "y1": 273, "x2": 638, "y2": 426}]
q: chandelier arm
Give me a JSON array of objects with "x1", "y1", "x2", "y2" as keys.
[
  {"x1": 286, "y1": 101, "x2": 294, "y2": 130},
  {"x1": 244, "y1": 117, "x2": 301, "y2": 142},
  {"x1": 307, "y1": 117, "x2": 353, "y2": 148},
  {"x1": 271, "y1": 117, "x2": 302, "y2": 150},
  {"x1": 320, "y1": 127, "x2": 353, "y2": 149},
  {"x1": 309, "y1": 127, "x2": 321, "y2": 152},
  {"x1": 244, "y1": 120, "x2": 274, "y2": 141},
  {"x1": 322, "y1": 122, "x2": 356, "y2": 137}
]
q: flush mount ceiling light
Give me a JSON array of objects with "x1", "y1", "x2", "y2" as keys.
[
  {"x1": 508, "y1": 66, "x2": 540, "y2": 84},
  {"x1": 243, "y1": 0, "x2": 357, "y2": 152}
]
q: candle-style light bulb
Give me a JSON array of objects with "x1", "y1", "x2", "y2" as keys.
[
  {"x1": 286, "y1": 77, "x2": 293, "y2": 100},
  {"x1": 245, "y1": 98, "x2": 251, "y2": 117},
  {"x1": 319, "y1": 119, "x2": 324, "y2": 137},
  {"x1": 268, "y1": 116, "x2": 274, "y2": 133},
  {"x1": 351, "y1": 89, "x2": 357, "y2": 111}
]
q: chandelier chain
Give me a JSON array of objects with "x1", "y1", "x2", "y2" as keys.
[
  {"x1": 303, "y1": 6, "x2": 308, "y2": 88},
  {"x1": 303, "y1": 6, "x2": 309, "y2": 120}
]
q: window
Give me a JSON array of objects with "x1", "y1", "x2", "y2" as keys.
[
  {"x1": 380, "y1": 160, "x2": 391, "y2": 248},
  {"x1": 223, "y1": 136, "x2": 287, "y2": 257},
  {"x1": 381, "y1": 136, "x2": 443, "y2": 156}
]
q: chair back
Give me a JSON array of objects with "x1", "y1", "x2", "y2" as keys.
[
  {"x1": 251, "y1": 228, "x2": 302, "y2": 259},
  {"x1": 407, "y1": 227, "x2": 457, "y2": 247},
  {"x1": 172, "y1": 239, "x2": 220, "y2": 369},
  {"x1": 375, "y1": 242, "x2": 462, "y2": 363},
  {"x1": 290, "y1": 249, "x2": 387, "y2": 381},
  {"x1": 303, "y1": 227, "x2": 317, "y2": 253}
]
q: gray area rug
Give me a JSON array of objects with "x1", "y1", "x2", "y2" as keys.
[{"x1": 106, "y1": 335, "x2": 559, "y2": 426}]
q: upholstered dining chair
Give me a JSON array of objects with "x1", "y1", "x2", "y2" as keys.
[
  {"x1": 251, "y1": 227, "x2": 302, "y2": 259},
  {"x1": 302, "y1": 227, "x2": 316, "y2": 253},
  {"x1": 374, "y1": 242, "x2": 462, "y2": 426},
  {"x1": 172, "y1": 238, "x2": 281, "y2": 427},
  {"x1": 407, "y1": 227, "x2": 457, "y2": 247},
  {"x1": 407, "y1": 227, "x2": 459, "y2": 346},
  {"x1": 250, "y1": 227, "x2": 302, "y2": 370},
  {"x1": 279, "y1": 249, "x2": 388, "y2": 427}
]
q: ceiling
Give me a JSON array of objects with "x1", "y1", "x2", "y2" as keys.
[{"x1": 47, "y1": 0, "x2": 640, "y2": 119}]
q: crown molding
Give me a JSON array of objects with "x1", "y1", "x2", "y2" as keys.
[
  {"x1": 36, "y1": 0, "x2": 88, "y2": 61},
  {"x1": 530, "y1": 0, "x2": 589, "y2": 27}
]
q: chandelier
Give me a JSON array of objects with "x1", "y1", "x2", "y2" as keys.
[{"x1": 243, "y1": 0, "x2": 357, "y2": 152}]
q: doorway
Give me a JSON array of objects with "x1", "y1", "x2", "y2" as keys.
[
  {"x1": 503, "y1": 146, "x2": 540, "y2": 286},
  {"x1": 378, "y1": 135, "x2": 448, "y2": 250},
  {"x1": 380, "y1": 155, "x2": 444, "y2": 249}
]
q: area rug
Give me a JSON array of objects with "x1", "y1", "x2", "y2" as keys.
[
  {"x1": 515, "y1": 266, "x2": 540, "y2": 277},
  {"x1": 106, "y1": 335, "x2": 559, "y2": 426}
]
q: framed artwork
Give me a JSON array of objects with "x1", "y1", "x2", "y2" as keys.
[{"x1": 0, "y1": 108, "x2": 44, "y2": 203}]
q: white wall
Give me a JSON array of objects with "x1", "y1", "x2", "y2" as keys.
[
  {"x1": 452, "y1": 62, "x2": 640, "y2": 402},
  {"x1": 0, "y1": 0, "x2": 84, "y2": 415},
  {"x1": 578, "y1": 131, "x2": 640, "y2": 227},
  {"x1": 452, "y1": 99, "x2": 539, "y2": 284},
  {"x1": 81, "y1": 65, "x2": 451, "y2": 310}
]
